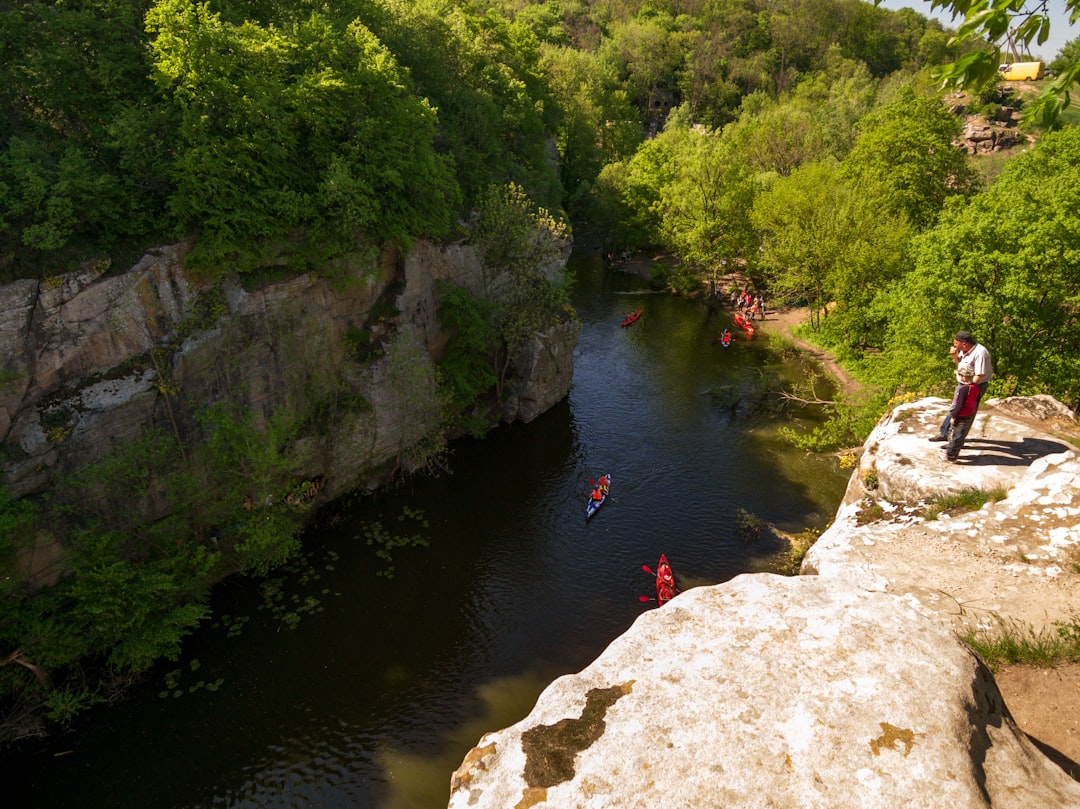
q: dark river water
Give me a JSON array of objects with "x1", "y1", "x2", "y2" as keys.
[{"x1": 5, "y1": 251, "x2": 850, "y2": 808}]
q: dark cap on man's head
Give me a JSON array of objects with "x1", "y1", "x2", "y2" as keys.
[{"x1": 954, "y1": 330, "x2": 974, "y2": 344}]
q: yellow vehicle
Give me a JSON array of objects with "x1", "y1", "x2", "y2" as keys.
[{"x1": 998, "y1": 61, "x2": 1044, "y2": 81}]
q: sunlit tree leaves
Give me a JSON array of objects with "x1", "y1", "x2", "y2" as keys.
[
  {"x1": 752, "y1": 158, "x2": 911, "y2": 347},
  {"x1": 841, "y1": 87, "x2": 979, "y2": 229},
  {"x1": 880, "y1": 126, "x2": 1080, "y2": 408}
]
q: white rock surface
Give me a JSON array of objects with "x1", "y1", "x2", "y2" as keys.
[
  {"x1": 448, "y1": 575, "x2": 1080, "y2": 809},
  {"x1": 803, "y1": 395, "x2": 1080, "y2": 633}
]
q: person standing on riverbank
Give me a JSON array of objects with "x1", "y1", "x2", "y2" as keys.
[{"x1": 930, "y1": 330, "x2": 992, "y2": 442}]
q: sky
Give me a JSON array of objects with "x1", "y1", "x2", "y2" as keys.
[{"x1": 875, "y1": 0, "x2": 1079, "y2": 61}]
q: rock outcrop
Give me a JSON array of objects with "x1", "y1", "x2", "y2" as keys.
[
  {"x1": 2, "y1": 237, "x2": 577, "y2": 586},
  {"x1": 804, "y1": 394, "x2": 1080, "y2": 635},
  {"x1": 945, "y1": 89, "x2": 1032, "y2": 155},
  {"x1": 447, "y1": 396, "x2": 1080, "y2": 808}
]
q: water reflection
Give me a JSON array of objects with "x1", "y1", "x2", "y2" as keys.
[{"x1": 378, "y1": 671, "x2": 550, "y2": 809}]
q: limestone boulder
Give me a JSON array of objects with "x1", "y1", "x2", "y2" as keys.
[
  {"x1": 804, "y1": 395, "x2": 1080, "y2": 634},
  {"x1": 448, "y1": 574, "x2": 1080, "y2": 809},
  {"x1": 503, "y1": 320, "x2": 582, "y2": 424},
  {"x1": 449, "y1": 394, "x2": 1080, "y2": 808}
]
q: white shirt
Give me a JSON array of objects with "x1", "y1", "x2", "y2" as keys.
[{"x1": 956, "y1": 342, "x2": 992, "y2": 383}]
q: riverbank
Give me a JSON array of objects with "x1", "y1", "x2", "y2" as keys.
[
  {"x1": 752, "y1": 304, "x2": 863, "y2": 397},
  {"x1": 612, "y1": 254, "x2": 862, "y2": 396}
]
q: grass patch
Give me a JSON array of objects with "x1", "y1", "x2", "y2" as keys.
[
  {"x1": 735, "y1": 508, "x2": 766, "y2": 542},
  {"x1": 776, "y1": 527, "x2": 820, "y2": 575},
  {"x1": 922, "y1": 486, "x2": 1007, "y2": 521},
  {"x1": 855, "y1": 498, "x2": 885, "y2": 525},
  {"x1": 970, "y1": 145, "x2": 1023, "y2": 184},
  {"x1": 961, "y1": 616, "x2": 1080, "y2": 671}
]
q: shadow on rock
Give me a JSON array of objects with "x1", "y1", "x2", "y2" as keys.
[{"x1": 961, "y1": 437, "x2": 1071, "y2": 467}]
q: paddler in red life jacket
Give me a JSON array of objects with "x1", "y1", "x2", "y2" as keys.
[
  {"x1": 658, "y1": 562, "x2": 673, "y2": 585},
  {"x1": 657, "y1": 566, "x2": 676, "y2": 603}
]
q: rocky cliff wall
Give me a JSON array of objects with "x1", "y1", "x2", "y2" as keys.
[
  {"x1": 1, "y1": 237, "x2": 577, "y2": 582},
  {"x1": 447, "y1": 396, "x2": 1080, "y2": 808}
]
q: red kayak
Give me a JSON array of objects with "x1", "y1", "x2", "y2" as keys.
[
  {"x1": 733, "y1": 313, "x2": 755, "y2": 338},
  {"x1": 655, "y1": 553, "x2": 678, "y2": 605},
  {"x1": 621, "y1": 306, "x2": 643, "y2": 328}
]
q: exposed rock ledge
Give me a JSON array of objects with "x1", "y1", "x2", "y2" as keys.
[{"x1": 447, "y1": 395, "x2": 1080, "y2": 808}]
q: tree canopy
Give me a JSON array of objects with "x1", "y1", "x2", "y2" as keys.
[
  {"x1": 880, "y1": 125, "x2": 1080, "y2": 406},
  {"x1": 0, "y1": 0, "x2": 561, "y2": 276}
]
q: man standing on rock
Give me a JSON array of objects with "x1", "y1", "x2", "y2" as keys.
[{"x1": 930, "y1": 330, "x2": 993, "y2": 442}]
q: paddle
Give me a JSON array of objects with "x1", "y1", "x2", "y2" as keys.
[{"x1": 635, "y1": 565, "x2": 660, "y2": 604}]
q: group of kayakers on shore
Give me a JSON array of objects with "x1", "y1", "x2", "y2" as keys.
[
  {"x1": 728, "y1": 288, "x2": 766, "y2": 321},
  {"x1": 604, "y1": 247, "x2": 635, "y2": 266}
]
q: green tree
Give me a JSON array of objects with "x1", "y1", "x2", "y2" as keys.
[
  {"x1": 0, "y1": 487, "x2": 35, "y2": 600},
  {"x1": 0, "y1": 0, "x2": 171, "y2": 266},
  {"x1": 146, "y1": 1, "x2": 457, "y2": 268},
  {"x1": 515, "y1": 0, "x2": 573, "y2": 46},
  {"x1": 541, "y1": 43, "x2": 641, "y2": 213},
  {"x1": 841, "y1": 88, "x2": 979, "y2": 229},
  {"x1": 603, "y1": 14, "x2": 685, "y2": 108},
  {"x1": 753, "y1": 157, "x2": 912, "y2": 346},
  {"x1": 368, "y1": 0, "x2": 559, "y2": 210},
  {"x1": 879, "y1": 125, "x2": 1080, "y2": 408},
  {"x1": 63, "y1": 531, "x2": 211, "y2": 672},
  {"x1": 753, "y1": 160, "x2": 843, "y2": 326},
  {"x1": 436, "y1": 282, "x2": 499, "y2": 431},
  {"x1": 672, "y1": 24, "x2": 745, "y2": 130},
  {"x1": 1049, "y1": 34, "x2": 1080, "y2": 75},
  {"x1": 472, "y1": 183, "x2": 572, "y2": 395},
  {"x1": 600, "y1": 132, "x2": 683, "y2": 248},
  {"x1": 658, "y1": 127, "x2": 759, "y2": 292}
]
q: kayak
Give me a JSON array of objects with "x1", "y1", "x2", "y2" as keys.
[
  {"x1": 655, "y1": 553, "x2": 677, "y2": 605},
  {"x1": 712, "y1": 329, "x2": 734, "y2": 348},
  {"x1": 621, "y1": 306, "x2": 643, "y2": 328},
  {"x1": 585, "y1": 474, "x2": 611, "y2": 520},
  {"x1": 733, "y1": 313, "x2": 755, "y2": 338}
]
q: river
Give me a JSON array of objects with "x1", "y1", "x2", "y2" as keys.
[{"x1": 5, "y1": 250, "x2": 850, "y2": 808}]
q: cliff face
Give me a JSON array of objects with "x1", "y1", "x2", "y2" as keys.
[
  {"x1": 1, "y1": 238, "x2": 577, "y2": 582},
  {"x1": 447, "y1": 396, "x2": 1080, "y2": 809}
]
